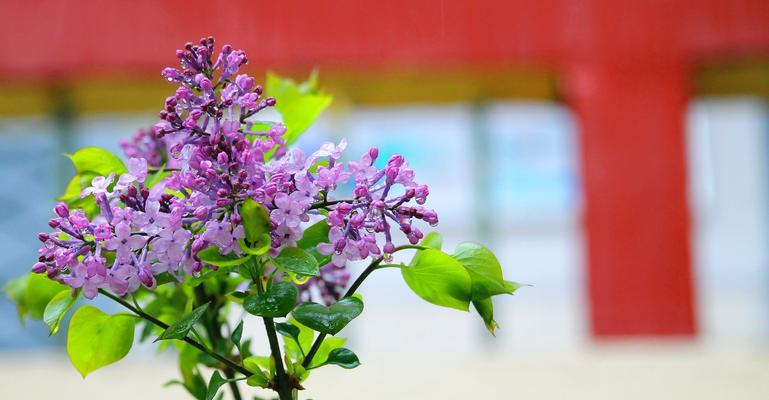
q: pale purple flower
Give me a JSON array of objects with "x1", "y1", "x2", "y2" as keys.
[
  {"x1": 105, "y1": 223, "x2": 146, "y2": 262},
  {"x1": 80, "y1": 174, "x2": 115, "y2": 198}
]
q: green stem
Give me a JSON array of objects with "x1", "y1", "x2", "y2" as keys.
[
  {"x1": 98, "y1": 289, "x2": 251, "y2": 377},
  {"x1": 301, "y1": 244, "x2": 427, "y2": 368},
  {"x1": 194, "y1": 286, "x2": 244, "y2": 400},
  {"x1": 251, "y1": 260, "x2": 293, "y2": 400}
]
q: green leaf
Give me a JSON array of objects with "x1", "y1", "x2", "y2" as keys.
[
  {"x1": 67, "y1": 306, "x2": 135, "y2": 377},
  {"x1": 231, "y1": 320, "x2": 244, "y2": 353},
  {"x1": 24, "y1": 273, "x2": 69, "y2": 319},
  {"x1": 266, "y1": 72, "x2": 332, "y2": 145},
  {"x1": 403, "y1": 249, "x2": 472, "y2": 311},
  {"x1": 451, "y1": 242, "x2": 512, "y2": 299},
  {"x1": 238, "y1": 234, "x2": 271, "y2": 256},
  {"x1": 472, "y1": 297, "x2": 498, "y2": 335},
  {"x1": 296, "y1": 219, "x2": 332, "y2": 266},
  {"x1": 4, "y1": 274, "x2": 29, "y2": 322},
  {"x1": 273, "y1": 247, "x2": 319, "y2": 277},
  {"x1": 308, "y1": 336, "x2": 346, "y2": 368},
  {"x1": 179, "y1": 344, "x2": 207, "y2": 399},
  {"x1": 243, "y1": 357, "x2": 270, "y2": 388},
  {"x1": 421, "y1": 232, "x2": 443, "y2": 250},
  {"x1": 197, "y1": 246, "x2": 251, "y2": 267},
  {"x1": 205, "y1": 371, "x2": 240, "y2": 400},
  {"x1": 243, "y1": 281, "x2": 298, "y2": 318},
  {"x1": 156, "y1": 303, "x2": 209, "y2": 341},
  {"x1": 44, "y1": 289, "x2": 78, "y2": 335},
  {"x1": 283, "y1": 318, "x2": 315, "y2": 362},
  {"x1": 275, "y1": 322, "x2": 301, "y2": 342},
  {"x1": 292, "y1": 297, "x2": 363, "y2": 335},
  {"x1": 317, "y1": 348, "x2": 360, "y2": 369},
  {"x1": 65, "y1": 147, "x2": 127, "y2": 177},
  {"x1": 240, "y1": 199, "x2": 271, "y2": 244}
]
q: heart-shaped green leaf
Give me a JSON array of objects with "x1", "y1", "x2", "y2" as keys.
[
  {"x1": 273, "y1": 247, "x2": 319, "y2": 277},
  {"x1": 156, "y1": 303, "x2": 209, "y2": 341},
  {"x1": 198, "y1": 246, "x2": 251, "y2": 267},
  {"x1": 44, "y1": 289, "x2": 78, "y2": 335},
  {"x1": 403, "y1": 248, "x2": 472, "y2": 311},
  {"x1": 292, "y1": 297, "x2": 364, "y2": 335},
  {"x1": 67, "y1": 306, "x2": 135, "y2": 377},
  {"x1": 243, "y1": 281, "x2": 298, "y2": 318}
]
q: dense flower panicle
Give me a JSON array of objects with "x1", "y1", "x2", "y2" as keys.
[{"x1": 34, "y1": 37, "x2": 438, "y2": 304}]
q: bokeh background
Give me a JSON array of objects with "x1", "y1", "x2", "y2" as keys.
[{"x1": 2, "y1": 0, "x2": 769, "y2": 398}]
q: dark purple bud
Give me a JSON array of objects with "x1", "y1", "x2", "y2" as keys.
[
  {"x1": 191, "y1": 238, "x2": 207, "y2": 253},
  {"x1": 32, "y1": 262, "x2": 47, "y2": 274},
  {"x1": 217, "y1": 188, "x2": 228, "y2": 198},
  {"x1": 265, "y1": 97, "x2": 276, "y2": 106},
  {"x1": 138, "y1": 267, "x2": 156, "y2": 288},
  {"x1": 38, "y1": 233, "x2": 50, "y2": 242},
  {"x1": 48, "y1": 219, "x2": 60, "y2": 228},
  {"x1": 334, "y1": 239, "x2": 347, "y2": 253},
  {"x1": 405, "y1": 188, "x2": 416, "y2": 199},
  {"x1": 216, "y1": 198, "x2": 230, "y2": 207},
  {"x1": 231, "y1": 214, "x2": 242, "y2": 224},
  {"x1": 383, "y1": 242, "x2": 395, "y2": 254},
  {"x1": 373, "y1": 200, "x2": 386, "y2": 211},
  {"x1": 400, "y1": 222, "x2": 412, "y2": 234},
  {"x1": 140, "y1": 188, "x2": 150, "y2": 199},
  {"x1": 54, "y1": 203, "x2": 69, "y2": 218}
]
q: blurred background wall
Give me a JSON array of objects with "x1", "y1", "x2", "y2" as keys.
[{"x1": 1, "y1": 1, "x2": 769, "y2": 399}]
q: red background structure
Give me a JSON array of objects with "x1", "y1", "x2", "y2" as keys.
[{"x1": 4, "y1": 0, "x2": 769, "y2": 337}]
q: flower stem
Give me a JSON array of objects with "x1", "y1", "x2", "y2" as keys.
[
  {"x1": 98, "y1": 289, "x2": 251, "y2": 376},
  {"x1": 301, "y1": 244, "x2": 427, "y2": 368},
  {"x1": 251, "y1": 260, "x2": 293, "y2": 400}
]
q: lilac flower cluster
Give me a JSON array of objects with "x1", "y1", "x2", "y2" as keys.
[{"x1": 33, "y1": 37, "x2": 438, "y2": 304}]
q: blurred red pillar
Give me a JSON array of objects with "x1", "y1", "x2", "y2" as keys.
[{"x1": 566, "y1": 59, "x2": 696, "y2": 336}]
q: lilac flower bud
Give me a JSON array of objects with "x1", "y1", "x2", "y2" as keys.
[
  {"x1": 194, "y1": 207, "x2": 209, "y2": 221},
  {"x1": 354, "y1": 185, "x2": 368, "y2": 197},
  {"x1": 138, "y1": 267, "x2": 156, "y2": 288},
  {"x1": 217, "y1": 188, "x2": 228, "y2": 198},
  {"x1": 383, "y1": 242, "x2": 395, "y2": 254},
  {"x1": 217, "y1": 152, "x2": 229, "y2": 164},
  {"x1": 191, "y1": 238, "x2": 207, "y2": 253},
  {"x1": 388, "y1": 154, "x2": 404, "y2": 167},
  {"x1": 334, "y1": 239, "x2": 347, "y2": 252},
  {"x1": 231, "y1": 214, "x2": 242, "y2": 225},
  {"x1": 216, "y1": 198, "x2": 230, "y2": 207},
  {"x1": 54, "y1": 203, "x2": 69, "y2": 218},
  {"x1": 385, "y1": 166, "x2": 399, "y2": 182},
  {"x1": 199, "y1": 77, "x2": 213, "y2": 92},
  {"x1": 368, "y1": 147, "x2": 379, "y2": 161},
  {"x1": 48, "y1": 219, "x2": 60, "y2": 228},
  {"x1": 38, "y1": 233, "x2": 50, "y2": 242},
  {"x1": 265, "y1": 97, "x2": 276, "y2": 106},
  {"x1": 32, "y1": 262, "x2": 47, "y2": 274},
  {"x1": 373, "y1": 200, "x2": 386, "y2": 211}
]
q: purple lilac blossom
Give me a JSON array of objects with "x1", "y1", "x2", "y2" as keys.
[{"x1": 33, "y1": 37, "x2": 438, "y2": 304}]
